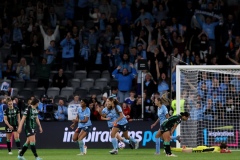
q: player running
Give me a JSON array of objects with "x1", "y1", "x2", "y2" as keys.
[
  {"x1": 96, "y1": 102, "x2": 134, "y2": 149},
  {"x1": 151, "y1": 97, "x2": 181, "y2": 155},
  {"x1": 17, "y1": 98, "x2": 43, "y2": 160},
  {"x1": 107, "y1": 96, "x2": 139, "y2": 155},
  {"x1": 3, "y1": 98, "x2": 21, "y2": 155},
  {"x1": 161, "y1": 112, "x2": 190, "y2": 157}
]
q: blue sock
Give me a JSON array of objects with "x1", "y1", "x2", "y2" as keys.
[
  {"x1": 111, "y1": 138, "x2": 118, "y2": 150},
  {"x1": 171, "y1": 136, "x2": 177, "y2": 140},
  {"x1": 78, "y1": 140, "x2": 84, "y2": 153},
  {"x1": 155, "y1": 138, "x2": 160, "y2": 154},
  {"x1": 129, "y1": 136, "x2": 136, "y2": 143},
  {"x1": 122, "y1": 138, "x2": 129, "y2": 144}
]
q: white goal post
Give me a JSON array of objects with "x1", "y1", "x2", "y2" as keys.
[{"x1": 176, "y1": 65, "x2": 240, "y2": 149}]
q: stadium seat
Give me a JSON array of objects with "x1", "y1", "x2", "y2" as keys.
[
  {"x1": 46, "y1": 87, "x2": 60, "y2": 99},
  {"x1": 95, "y1": 78, "x2": 108, "y2": 90},
  {"x1": 63, "y1": 70, "x2": 74, "y2": 80},
  {"x1": 69, "y1": 78, "x2": 81, "y2": 89},
  {"x1": 74, "y1": 87, "x2": 88, "y2": 99},
  {"x1": 109, "y1": 79, "x2": 118, "y2": 87},
  {"x1": 88, "y1": 86, "x2": 102, "y2": 96},
  {"x1": 11, "y1": 79, "x2": 25, "y2": 91},
  {"x1": 67, "y1": 95, "x2": 74, "y2": 103},
  {"x1": 81, "y1": 78, "x2": 94, "y2": 90},
  {"x1": 50, "y1": 71, "x2": 58, "y2": 80},
  {"x1": 25, "y1": 79, "x2": 38, "y2": 89},
  {"x1": 10, "y1": 55, "x2": 18, "y2": 64},
  {"x1": 60, "y1": 87, "x2": 74, "y2": 99},
  {"x1": 101, "y1": 70, "x2": 111, "y2": 81},
  {"x1": 88, "y1": 70, "x2": 101, "y2": 79},
  {"x1": 33, "y1": 87, "x2": 46, "y2": 99},
  {"x1": 30, "y1": 64, "x2": 36, "y2": 79},
  {"x1": 74, "y1": 70, "x2": 87, "y2": 81},
  {"x1": 18, "y1": 88, "x2": 33, "y2": 100},
  {"x1": 102, "y1": 86, "x2": 111, "y2": 95}
]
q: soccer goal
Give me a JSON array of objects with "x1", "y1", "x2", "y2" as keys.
[{"x1": 175, "y1": 65, "x2": 240, "y2": 149}]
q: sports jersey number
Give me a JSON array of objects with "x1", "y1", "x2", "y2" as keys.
[
  {"x1": 7, "y1": 128, "x2": 12, "y2": 132},
  {"x1": 32, "y1": 129, "x2": 35, "y2": 133}
]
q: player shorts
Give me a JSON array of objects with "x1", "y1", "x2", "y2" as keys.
[
  {"x1": 75, "y1": 125, "x2": 92, "y2": 134},
  {"x1": 115, "y1": 123, "x2": 130, "y2": 132},
  {"x1": 5, "y1": 125, "x2": 18, "y2": 133},
  {"x1": 24, "y1": 128, "x2": 37, "y2": 137},
  {"x1": 160, "y1": 124, "x2": 171, "y2": 133}
]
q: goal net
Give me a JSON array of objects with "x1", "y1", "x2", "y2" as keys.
[{"x1": 175, "y1": 65, "x2": 240, "y2": 149}]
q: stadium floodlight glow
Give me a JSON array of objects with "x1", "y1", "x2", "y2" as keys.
[{"x1": 176, "y1": 65, "x2": 240, "y2": 149}]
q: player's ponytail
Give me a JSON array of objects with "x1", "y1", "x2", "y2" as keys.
[{"x1": 180, "y1": 112, "x2": 190, "y2": 117}]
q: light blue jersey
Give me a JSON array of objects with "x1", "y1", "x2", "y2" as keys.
[
  {"x1": 102, "y1": 107, "x2": 116, "y2": 128},
  {"x1": 112, "y1": 105, "x2": 128, "y2": 125},
  {"x1": 77, "y1": 107, "x2": 92, "y2": 128},
  {"x1": 157, "y1": 105, "x2": 168, "y2": 126}
]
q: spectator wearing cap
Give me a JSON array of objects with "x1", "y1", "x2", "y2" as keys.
[
  {"x1": 54, "y1": 99, "x2": 68, "y2": 121},
  {"x1": 60, "y1": 32, "x2": 76, "y2": 71},
  {"x1": 112, "y1": 64, "x2": 137, "y2": 103},
  {"x1": 119, "y1": 53, "x2": 132, "y2": 73}
]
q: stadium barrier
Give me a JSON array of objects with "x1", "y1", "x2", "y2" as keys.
[
  {"x1": 0, "y1": 120, "x2": 239, "y2": 149},
  {"x1": 0, "y1": 121, "x2": 176, "y2": 149}
]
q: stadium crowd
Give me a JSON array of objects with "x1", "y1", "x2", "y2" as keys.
[{"x1": 0, "y1": 0, "x2": 240, "y2": 122}]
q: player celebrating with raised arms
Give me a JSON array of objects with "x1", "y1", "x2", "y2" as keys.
[
  {"x1": 161, "y1": 112, "x2": 190, "y2": 157},
  {"x1": 17, "y1": 98, "x2": 43, "y2": 160},
  {"x1": 151, "y1": 97, "x2": 181, "y2": 155},
  {"x1": 96, "y1": 100, "x2": 134, "y2": 149},
  {"x1": 70, "y1": 99, "x2": 92, "y2": 156},
  {"x1": 107, "y1": 96, "x2": 139, "y2": 155},
  {"x1": 3, "y1": 98, "x2": 21, "y2": 155}
]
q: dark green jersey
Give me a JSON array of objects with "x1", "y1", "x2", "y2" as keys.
[
  {"x1": 4, "y1": 107, "x2": 20, "y2": 126},
  {"x1": 162, "y1": 114, "x2": 182, "y2": 129},
  {"x1": 23, "y1": 106, "x2": 38, "y2": 130}
]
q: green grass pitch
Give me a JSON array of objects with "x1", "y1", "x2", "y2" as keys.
[{"x1": 1, "y1": 149, "x2": 239, "y2": 160}]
